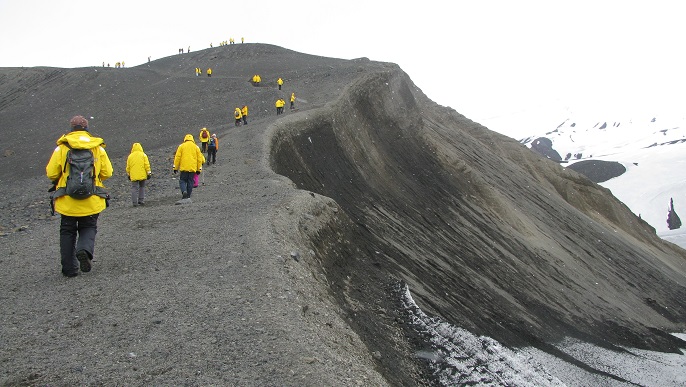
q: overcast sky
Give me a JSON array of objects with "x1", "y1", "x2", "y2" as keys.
[{"x1": 2, "y1": 0, "x2": 684, "y2": 136}]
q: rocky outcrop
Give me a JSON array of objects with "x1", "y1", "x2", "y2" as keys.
[
  {"x1": 529, "y1": 137, "x2": 562, "y2": 161},
  {"x1": 567, "y1": 159, "x2": 626, "y2": 183}
]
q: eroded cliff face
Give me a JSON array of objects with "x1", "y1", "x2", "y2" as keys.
[{"x1": 269, "y1": 68, "x2": 686, "y2": 358}]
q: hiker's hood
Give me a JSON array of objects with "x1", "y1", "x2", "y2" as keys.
[
  {"x1": 130, "y1": 142, "x2": 144, "y2": 153},
  {"x1": 56, "y1": 131, "x2": 105, "y2": 149},
  {"x1": 184, "y1": 134, "x2": 194, "y2": 142}
]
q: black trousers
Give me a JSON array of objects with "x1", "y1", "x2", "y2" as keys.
[
  {"x1": 60, "y1": 214, "x2": 99, "y2": 275},
  {"x1": 207, "y1": 147, "x2": 217, "y2": 163}
]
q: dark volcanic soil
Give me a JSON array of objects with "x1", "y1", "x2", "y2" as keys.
[{"x1": 1, "y1": 43, "x2": 685, "y2": 386}]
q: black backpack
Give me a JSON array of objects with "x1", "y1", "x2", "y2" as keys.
[
  {"x1": 209, "y1": 138, "x2": 216, "y2": 148},
  {"x1": 53, "y1": 145, "x2": 108, "y2": 200}
]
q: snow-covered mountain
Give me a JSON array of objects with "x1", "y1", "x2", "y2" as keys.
[{"x1": 514, "y1": 113, "x2": 686, "y2": 247}]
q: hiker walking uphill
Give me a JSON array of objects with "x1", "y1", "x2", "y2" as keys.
[
  {"x1": 275, "y1": 98, "x2": 285, "y2": 115},
  {"x1": 241, "y1": 105, "x2": 248, "y2": 125},
  {"x1": 234, "y1": 107, "x2": 243, "y2": 126},
  {"x1": 173, "y1": 134, "x2": 204, "y2": 202},
  {"x1": 290, "y1": 92, "x2": 296, "y2": 110},
  {"x1": 125, "y1": 142, "x2": 152, "y2": 207},
  {"x1": 45, "y1": 115, "x2": 113, "y2": 278},
  {"x1": 207, "y1": 133, "x2": 219, "y2": 164},
  {"x1": 199, "y1": 127, "x2": 211, "y2": 153},
  {"x1": 277, "y1": 77, "x2": 283, "y2": 90}
]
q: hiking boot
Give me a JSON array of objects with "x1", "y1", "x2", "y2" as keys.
[
  {"x1": 62, "y1": 270, "x2": 78, "y2": 278},
  {"x1": 182, "y1": 191, "x2": 188, "y2": 199},
  {"x1": 76, "y1": 250, "x2": 91, "y2": 273},
  {"x1": 138, "y1": 202, "x2": 145, "y2": 206}
]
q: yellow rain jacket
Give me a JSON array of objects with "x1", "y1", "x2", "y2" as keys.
[
  {"x1": 234, "y1": 108, "x2": 242, "y2": 119},
  {"x1": 46, "y1": 131, "x2": 113, "y2": 217},
  {"x1": 277, "y1": 78, "x2": 283, "y2": 86},
  {"x1": 126, "y1": 143, "x2": 151, "y2": 182},
  {"x1": 241, "y1": 105, "x2": 248, "y2": 117},
  {"x1": 173, "y1": 134, "x2": 204, "y2": 173},
  {"x1": 199, "y1": 128, "x2": 210, "y2": 143}
]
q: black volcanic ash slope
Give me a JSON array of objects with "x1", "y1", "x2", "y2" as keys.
[{"x1": 270, "y1": 67, "x2": 686, "y2": 357}]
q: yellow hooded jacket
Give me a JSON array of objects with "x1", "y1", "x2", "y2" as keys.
[
  {"x1": 174, "y1": 134, "x2": 204, "y2": 173},
  {"x1": 199, "y1": 128, "x2": 210, "y2": 143},
  {"x1": 126, "y1": 143, "x2": 151, "y2": 182},
  {"x1": 241, "y1": 105, "x2": 248, "y2": 117},
  {"x1": 46, "y1": 131, "x2": 113, "y2": 217},
  {"x1": 234, "y1": 107, "x2": 242, "y2": 119}
]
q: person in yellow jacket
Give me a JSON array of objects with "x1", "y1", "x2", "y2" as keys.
[
  {"x1": 46, "y1": 115, "x2": 113, "y2": 277},
  {"x1": 290, "y1": 92, "x2": 296, "y2": 110},
  {"x1": 125, "y1": 142, "x2": 152, "y2": 207},
  {"x1": 207, "y1": 68, "x2": 212, "y2": 77},
  {"x1": 251, "y1": 74, "x2": 261, "y2": 86},
  {"x1": 234, "y1": 107, "x2": 243, "y2": 126},
  {"x1": 277, "y1": 77, "x2": 283, "y2": 90},
  {"x1": 173, "y1": 134, "x2": 204, "y2": 200},
  {"x1": 241, "y1": 105, "x2": 248, "y2": 125},
  {"x1": 199, "y1": 127, "x2": 211, "y2": 153},
  {"x1": 275, "y1": 98, "x2": 285, "y2": 115}
]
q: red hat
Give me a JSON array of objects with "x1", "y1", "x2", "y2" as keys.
[{"x1": 70, "y1": 115, "x2": 89, "y2": 129}]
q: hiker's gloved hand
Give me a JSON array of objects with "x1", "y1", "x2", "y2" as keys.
[
  {"x1": 173, "y1": 169, "x2": 177, "y2": 174},
  {"x1": 147, "y1": 173, "x2": 152, "y2": 179},
  {"x1": 196, "y1": 171, "x2": 201, "y2": 175}
]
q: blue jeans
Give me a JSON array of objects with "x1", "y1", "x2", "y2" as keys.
[
  {"x1": 60, "y1": 214, "x2": 99, "y2": 275},
  {"x1": 179, "y1": 171, "x2": 195, "y2": 197}
]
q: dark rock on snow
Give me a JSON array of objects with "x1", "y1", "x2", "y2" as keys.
[{"x1": 567, "y1": 159, "x2": 627, "y2": 183}]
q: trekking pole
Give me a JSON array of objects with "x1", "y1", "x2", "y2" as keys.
[{"x1": 202, "y1": 170, "x2": 205, "y2": 186}]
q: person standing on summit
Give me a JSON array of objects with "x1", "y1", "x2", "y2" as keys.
[
  {"x1": 46, "y1": 115, "x2": 113, "y2": 277},
  {"x1": 173, "y1": 134, "x2": 204, "y2": 200}
]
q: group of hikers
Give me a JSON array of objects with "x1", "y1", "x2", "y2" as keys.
[
  {"x1": 46, "y1": 116, "x2": 225, "y2": 278},
  {"x1": 47, "y1": 43, "x2": 302, "y2": 277},
  {"x1": 234, "y1": 106, "x2": 248, "y2": 126},
  {"x1": 276, "y1": 93, "x2": 296, "y2": 114},
  {"x1": 195, "y1": 67, "x2": 212, "y2": 77}
]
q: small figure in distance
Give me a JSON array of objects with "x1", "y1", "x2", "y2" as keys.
[
  {"x1": 207, "y1": 134, "x2": 219, "y2": 164},
  {"x1": 241, "y1": 105, "x2": 248, "y2": 125},
  {"x1": 234, "y1": 107, "x2": 243, "y2": 126},
  {"x1": 277, "y1": 77, "x2": 283, "y2": 90},
  {"x1": 199, "y1": 127, "x2": 210, "y2": 153},
  {"x1": 126, "y1": 142, "x2": 152, "y2": 207},
  {"x1": 290, "y1": 92, "x2": 296, "y2": 110},
  {"x1": 207, "y1": 68, "x2": 212, "y2": 77}
]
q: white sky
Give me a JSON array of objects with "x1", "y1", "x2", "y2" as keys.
[{"x1": 2, "y1": 1, "x2": 685, "y2": 136}]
